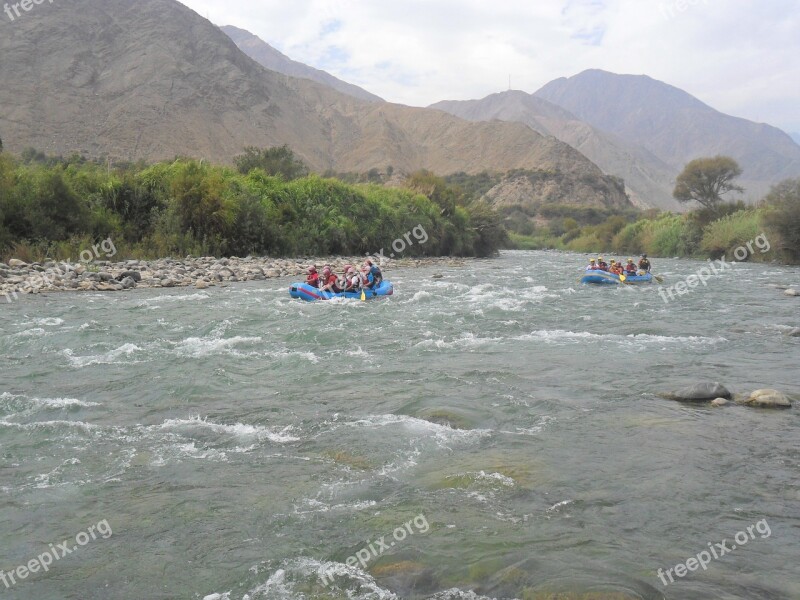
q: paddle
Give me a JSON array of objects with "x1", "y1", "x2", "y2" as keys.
[
  {"x1": 360, "y1": 288, "x2": 366, "y2": 302},
  {"x1": 618, "y1": 273, "x2": 626, "y2": 283},
  {"x1": 653, "y1": 274, "x2": 664, "y2": 283}
]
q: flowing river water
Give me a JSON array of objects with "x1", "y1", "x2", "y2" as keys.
[{"x1": 1, "y1": 250, "x2": 799, "y2": 600}]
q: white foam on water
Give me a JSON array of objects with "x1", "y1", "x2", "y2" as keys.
[
  {"x1": 514, "y1": 329, "x2": 727, "y2": 347},
  {"x1": 430, "y1": 588, "x2": 511, "y2": 599},
  {"x1": 232, "y1": 557, "x2": 398, "y2": 600},
  {"x1": 157, "y1": 416, "x2": 300, "y2": 444},
  {"x1": 0, "y1": 418, "x2": 98, "y2": 432},
  {"x1": 347, "y1": 414, "x2": 491, "y2": 448},
  {"x1": 414, "y1": 332, "x2": 502, "y2": 350},
  {"x1": 63, "y1": 343, "x2": 143, "y2": 367},
  {"x1": 547, "y1": 499, "x2": 574, "y2": 513},
  {"x1": 13, "y1": 328, "x2": 48, "y2": 338},
  {"x1": 292, "y1": 498, "x2": 378, "y2": 516},
  {"x1": 23, "y1": 317, "x2": 65, "y2": 326},
  {"x1": 173, "y1": 335, "x2": 262, "y2": 358}
]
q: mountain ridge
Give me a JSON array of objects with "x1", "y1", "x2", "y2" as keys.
[
  {"x1": 221, "y1": 25, "x2": 383, "y2": 103},
  {"x1": 0, "y1": 0, "x2": 630, "y2": 211},
  {"x1": 534, "y1": 69, "x2": 800, "y2": 199}
]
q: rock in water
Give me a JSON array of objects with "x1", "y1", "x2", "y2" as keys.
[
  {"x1": 711, "y1": 398, "x2": 729, "y2": 407},
  {"x1": 195, "y1": 280, "x2": 209, "y2": 289},
  {"x1": 784, "y1": 289, "x2": 799, "y2": 297},
  {"x1": 744, "y1": 389, "x2": 792, "y2": 408},
  {"x1": 665, "y1": 382, "x2": 732, "y2": 402}
]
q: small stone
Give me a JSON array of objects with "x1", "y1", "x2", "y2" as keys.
[
  {"x1": 120, "y1": 270, "x2": 142, "y2": 282},
  {"x1": 195, "y1": 280, "x2": 209, "y2": 289},
  {"x1": 432, "y1": 273, "x2": 444, "y2": 279}
]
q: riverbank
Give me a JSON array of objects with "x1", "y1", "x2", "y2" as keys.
[{"x1": 0, "y1": 255, "x2": 469, "y2": 300}]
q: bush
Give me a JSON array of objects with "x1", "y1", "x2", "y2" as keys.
[{"x1": 700, "y1": 210, "x2": 763, "y2": 259}]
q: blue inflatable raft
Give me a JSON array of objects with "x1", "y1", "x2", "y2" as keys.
[
  {"x1": 581, "y1": 269, "x2": 653, "y2": 285},
  {"x1": 289, "y1": 280, "x2": 394, "y2": 301}
]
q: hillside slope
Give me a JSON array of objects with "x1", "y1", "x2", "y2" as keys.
[
  {"x1": 432, "y1": 91, "x2": 680, "y2": 211},
  {"x1": 536, "y1": 70, "x2": 800, "y2": 200},
  {"x1": 221, "y1": 25, "x2": 382, "y2": 103},
  {"x1": 0, "y1": 0, "x2": 629, "y2": 208}
]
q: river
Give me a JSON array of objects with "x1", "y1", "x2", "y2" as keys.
[{"x1": 1, "y1": 250, "x2": 798, "y2": 600}]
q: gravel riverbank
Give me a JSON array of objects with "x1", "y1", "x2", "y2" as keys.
[{"x1": 1, "y1": 255, "x2": 468, "y2": 300}]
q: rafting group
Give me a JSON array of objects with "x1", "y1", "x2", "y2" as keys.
[
  {"x1": 587, "y1": 255, "x2": 651, "y2": 275},
  {"x1": 581, "y1": 254, "x2": 655, "y2": 285},
  {"x1": 290, "y1": 260, "x2": 394, "y2": 301}
]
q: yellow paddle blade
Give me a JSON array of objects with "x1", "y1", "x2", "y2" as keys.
[
  {"x1": 360, "y1": 289, "x2": 366, "y2": 302},
  {"x1": 619, "y1": 273, "x2": 626, "y2": 282}
]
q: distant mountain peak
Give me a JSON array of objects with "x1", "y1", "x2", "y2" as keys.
[{"x1": 220, "y1": 25, "x2": 383, "y2": 103}]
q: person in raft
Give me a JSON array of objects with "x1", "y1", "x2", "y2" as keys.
[
  {"x1": 342, "y1": 265, "x2": 361, "y2": 292},
  {"x1": 364, "y1": 259, "x2": 383, "y2": 287},
  {"x1": 360, "y1": 264, "x2": 376, "y2": 289},
  {"x1": 306, "y1": 265, "x2": 320, "y2": 288},
  {"x1": 638, "y1": 254, "x2": 652, "y2": 273},
  {"x1": 319, "y1": 266, "x2": 342, "y2": 293},
  {"x1": 587, "y1": 258, "x2": 599, "y2": 270},
  {"x1": 596, "y1": 256, "x2": 609, "y2": 271},
  {"x1": 625, "y1": 258, "x2": 638, "y2": 275}
]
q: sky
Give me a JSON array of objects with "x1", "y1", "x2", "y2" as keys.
[{"x1": 178, "y1": 0, "x2": 800, "y2": 135}]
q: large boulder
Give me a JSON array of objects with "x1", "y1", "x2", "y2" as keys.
[
  {"x1": 664, "y1": 382, "x2": 732, "y2": 402},
  {"x1": 743, "y1": 389, "x2": 792, "y2": 408},
  {"x1": 8, "y1": 259, "x2": 27, "y2": 268}
]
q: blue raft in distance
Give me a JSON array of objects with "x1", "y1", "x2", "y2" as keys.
[
  {"x1": 289, "y1": 280, "x2": 394, "y2": 301},
  {"x1": 581, "y1": 269, "x2": 653, "y2": 285}
]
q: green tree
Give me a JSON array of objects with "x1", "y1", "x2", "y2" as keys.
[
  {"x1": 674, "y1": 156, "x2": 744, "y2": 209},
  {"x1": 762, "y1": 178, "x2": 800, "y2": 263},
  {"x1": 233, "y1": 145, "x2": 309, "y2": 180}
]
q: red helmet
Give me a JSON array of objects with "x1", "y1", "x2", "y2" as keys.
[
  {"x1": 343, "y1": 264, "x2": 353, "y2": 273},
  {"x1": 323, "y1": 266, "x2": 331, "y2": 275},
  {"x1": 307, "y1": 266, "x2": 317, "y2": 273}
]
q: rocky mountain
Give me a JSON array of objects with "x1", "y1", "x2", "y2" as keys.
[
  {"x1": 535, "y1": 69, "x2": 800, "y2": 201},
  {"x1": 431, "y1": 91, "x2": 681, "y2": 211},
  {"x1": 0, "y1": 0, "x2": 629, "y2": 210},
  {"x1": 791, "y1": 133, "x2": 800, "y2": 146},
  {"x1": 221, "y1": 25, "x2": 382, "y2": 103}
]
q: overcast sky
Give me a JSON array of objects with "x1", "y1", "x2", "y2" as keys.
[{"x1": 179, "y1": 0, "x2": 800, "y2": 134}]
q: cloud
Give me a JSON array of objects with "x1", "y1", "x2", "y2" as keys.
[{"x1": 178, "y1": 0, "x2": 800, "y2": 132}]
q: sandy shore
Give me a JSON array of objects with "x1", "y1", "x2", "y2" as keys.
[{"x1": 1, "y1": 255, "x2": 469, "y2": 300}]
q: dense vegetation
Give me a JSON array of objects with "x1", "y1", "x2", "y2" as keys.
[
  {"x1": 1, "y1": 143, "x2": 797, "y2": 265},
  {"x1": 512, "y1": 189, "x2": 800, "y2": 264},
  {"x1": 0, "y1": 148, "x2": 507, "y2": 261}
]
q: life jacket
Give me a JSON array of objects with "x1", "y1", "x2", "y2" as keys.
[
  {"x1": 639, "y1": 259, "x2": 651, "y2": 271},
  {"x1": 361, "y1": 271, "x2": 375, "y2": 288},
  {"x1": 598, "y1": 261, "x2": 608, "y2": 271},
  {"x1": 588, "y1": 264, "x2": 598, "y2": 270},
  {"x1": 344, "y1": 274, "x2": 360, "y2": 291},
  {"x1": 370, "y1": 264, "x2": 383, "y2": 284},
  {"x1": 625, "y1": 264, "x2": 637, "y2": 274},
  {"x1": 306, "y1": 272, "x2": 319, "y2": 288}
]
